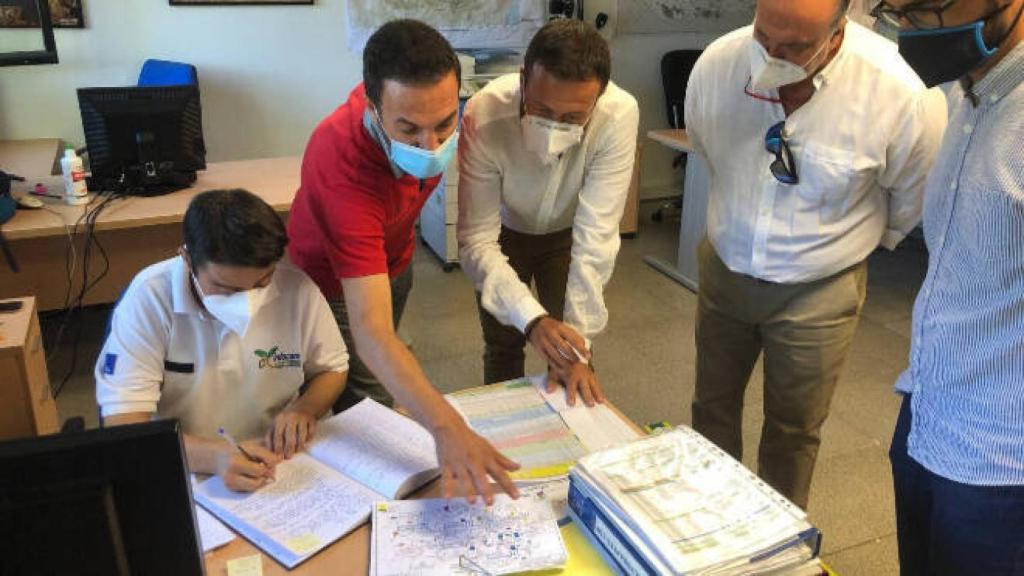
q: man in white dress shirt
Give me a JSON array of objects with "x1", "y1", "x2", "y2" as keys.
[
  {"x1": 458, "y1": 19, "x2": 639, "y2": 406},
  {"x1": 685, "y1": 0, "x2": 945, "y2": 508}
]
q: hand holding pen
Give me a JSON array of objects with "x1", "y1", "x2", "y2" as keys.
[{"x1": 216, "y1": 427, "x2": 281, "y2": 493}]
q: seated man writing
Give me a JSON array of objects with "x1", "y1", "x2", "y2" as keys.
[{"x1": 96, "y1": 188, "x2": 349, "y2": 492}]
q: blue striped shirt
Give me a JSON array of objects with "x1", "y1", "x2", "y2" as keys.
[{"x1": 895, "y1": 44, "x2": 1024, "y2": 486}]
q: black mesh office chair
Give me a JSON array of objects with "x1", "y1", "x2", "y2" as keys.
[{"x1": 653, "y1": 49, "x2": 703, "y2": 222}]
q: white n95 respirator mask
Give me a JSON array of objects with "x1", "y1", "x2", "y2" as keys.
[
  {"x1": 192, "y1": 272, "x2": 269, "y2": 337},
  {"x1": 522, "y1": 115, "x2": 584, "y2": 162},
  {"x1": 749, "y1": 37, "x2": 829, "y2": 92}
]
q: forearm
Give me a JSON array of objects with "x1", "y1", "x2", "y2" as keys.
[
  {"x1": 356, "y1": 329, "x2": 461, "y2": 433},
  {"x1": 288, "y1": 371, "x2": 347, "y2": 418},
  {"x1": 182, "y1": 433, "x2": 234, "y2": 476}
]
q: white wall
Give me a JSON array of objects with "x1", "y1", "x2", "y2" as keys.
[
  {"x1": 0, "y1": 0, "x2": 718, "y2": 198},
  {"x1": 0, "y1": 0, "x2": 361, "y2": 162},
  {"x1": 610, "y1": 31, "x2": 718, "y2": 198}
]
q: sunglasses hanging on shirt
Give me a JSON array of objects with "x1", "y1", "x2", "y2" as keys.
[{"x1": 765, "y1": 121, "x2": 799, "y2": 185}]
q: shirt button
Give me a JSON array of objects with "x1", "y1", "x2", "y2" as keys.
[
  {"x1": 949, "y1": 182, "x2": 957, "y2": 191},
  {"x1": 963, "y1": 124, "x2": 974, "y2": 134}
]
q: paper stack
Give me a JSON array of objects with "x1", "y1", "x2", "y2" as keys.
[{"x1": 568, "y1": 427, "x2": 823, "y2": 575}]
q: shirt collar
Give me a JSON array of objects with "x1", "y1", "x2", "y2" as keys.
[
  {"x1": 963, "y1": 43, "x2": 1024, "y2": 107},
  {"x1": 362, "y1": 109, "x2": 405, "y2": 179}
]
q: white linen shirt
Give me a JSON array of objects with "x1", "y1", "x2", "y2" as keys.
[
  {"x1": 95, "y1": 256, "x2": 349, "y2": 440},
  {"x1": 458, "y1": 73, "x2": 640, "y2": 336},
  {"x1": 685, "y1": 22, "x2": 947, "y2": 283}
]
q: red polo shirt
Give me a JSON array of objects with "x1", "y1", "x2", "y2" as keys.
[{"x1": 287, "y1": 85, "x2": 441, "y2": 299}]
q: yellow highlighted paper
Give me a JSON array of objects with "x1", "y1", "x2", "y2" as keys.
[
  {"x1": 226, "y1": 554, "x2": 263, "y2": 576},
  {"x1": 284, "y1": 533, "x2": 322, "y2": 555},
  {"x1": 534, "y1": 523, "x2": 615, "y2": 576},
  {"x1": 511, "y1": 463, "x2": 574, "y2": 480}
]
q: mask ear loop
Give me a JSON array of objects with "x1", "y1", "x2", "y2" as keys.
[
  {"x1": 179, "y1": 245, "x2": 209, "y2": 305},
  {"x1": 985, "y1": 0, "x2": 1024, "y2": 55},
  {"x1": 369, "y1": 104, "x2": 394, "y2": 153}
]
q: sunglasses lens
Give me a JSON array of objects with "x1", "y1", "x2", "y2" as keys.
[{"x1": 770, "y1": 158, "x2": 798, "y2": 184}]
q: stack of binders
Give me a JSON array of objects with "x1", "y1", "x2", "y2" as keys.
[{"x1": 568, "y1": 427, "x2": 824, "y2": 575}]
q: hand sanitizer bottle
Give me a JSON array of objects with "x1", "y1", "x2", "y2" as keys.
[{"x1": 60, "y1": 145, "x2": 88, "y2": 205}]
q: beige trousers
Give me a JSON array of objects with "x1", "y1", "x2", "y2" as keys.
[{"x1": 691, "y1": 238, "x2": 867, "y2": 509}]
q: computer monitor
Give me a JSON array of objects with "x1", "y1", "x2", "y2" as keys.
[
  {"x1": 77, "y1": 85, "x2": 206, "y2": 197},
  {"x1": 0, "y1": 420, "x2": 205, "y2": 576}
]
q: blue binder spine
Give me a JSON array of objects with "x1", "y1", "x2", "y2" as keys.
[{"x1": 568, "y1": 478, "x2": 659, "y2": 576}]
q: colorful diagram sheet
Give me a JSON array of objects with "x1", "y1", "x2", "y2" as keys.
[{"x1": 447, "y1": 379, "x2": 587, "y2": 481}]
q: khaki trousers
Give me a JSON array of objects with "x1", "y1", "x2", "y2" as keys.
[{"x1": 692, "y1": 238, "x2": 867, "y2": 509}]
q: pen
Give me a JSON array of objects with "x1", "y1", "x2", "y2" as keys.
[
  {"x1": 217, "y1": 426, "x2": 263, "y2": 464},
  {"x1": 559, "y1": 343, "x2": 589, "y2": 366}
]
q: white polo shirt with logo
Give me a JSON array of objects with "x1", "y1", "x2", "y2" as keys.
[{"x1": 95, "y1": 256, "x2": 349, "y2": 440}]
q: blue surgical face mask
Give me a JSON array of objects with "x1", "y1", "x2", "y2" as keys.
[
  {"x1": 898, "y1": 2, "x2": 1023, "y2": 88},
  {"x1": 372, "y1": 107, "x2": 458, "y2": 179}
]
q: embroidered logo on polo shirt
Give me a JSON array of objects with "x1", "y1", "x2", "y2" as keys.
[{"x1": 254, "y1": 346, "x2": 301, "y2": 369}]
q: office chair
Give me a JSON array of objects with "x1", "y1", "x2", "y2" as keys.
[
  {"x1": 653, "y1": 49, "x2": 702, "y2": 222},
  {"x1": 138, "y1": 59, "x2": 198, "y2": 87}
]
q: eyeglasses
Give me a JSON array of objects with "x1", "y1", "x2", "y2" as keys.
[
  {"x1": 765, "y1": 121, "x2": 798, "y2": 185},
  {"x1": 870, "y1": 0, "x2": 959, "y2": 30}
]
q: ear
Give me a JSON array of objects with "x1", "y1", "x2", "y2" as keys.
[{"x1": 833, "y1": 16, "x2": 848, "y2": 41}]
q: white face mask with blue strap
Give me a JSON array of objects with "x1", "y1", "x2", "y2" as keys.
[{"x1": 370, "y1": 106, "x2": 458, "y2": 179}]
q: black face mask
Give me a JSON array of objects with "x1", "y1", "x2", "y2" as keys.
[{"x1": 898, "y1": 2, "x2": 1024, "y2": 87}]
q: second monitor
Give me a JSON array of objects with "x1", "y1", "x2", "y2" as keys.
[{"x1": 77, "y1": 85, "x2": 206, "y2": 197}]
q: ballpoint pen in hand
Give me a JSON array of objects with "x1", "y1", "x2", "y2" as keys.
[{"x1": 218, "y1": 426, "x2": 274, "y2": 481}]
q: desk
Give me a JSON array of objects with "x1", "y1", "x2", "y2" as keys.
[
  {"x1": 203, "y1": 395, "x2": 643, "y2": 575},
  {"x1": 0, "y1": 157, "x2": 301, "y2": 311},
  {"x1": 643, "y1": 129, "x2": 709, "y2": 292}
]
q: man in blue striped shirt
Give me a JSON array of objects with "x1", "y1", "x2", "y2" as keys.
[{"x1": 878, "y1": 0, "x2": 1024, "y2": 573}]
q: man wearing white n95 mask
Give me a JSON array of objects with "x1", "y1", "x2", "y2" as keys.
[
  {"x1": 458, "y1": 19, "x2": 639, "y2": 406},
  {"x1": 96, "y1": 189, "x2": 349, "y2": 493},
  {"x1": 685, "y1": 0, "x2": 946, "y2": 509}
]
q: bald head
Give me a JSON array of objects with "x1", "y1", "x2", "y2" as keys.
[{"x1": 754, "y1": 0, "x2": 848, "y2": 68}]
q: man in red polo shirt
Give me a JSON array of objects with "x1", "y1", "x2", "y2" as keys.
[{"x1": 287, "y1": 19, "x2": 519, "y2": 504}]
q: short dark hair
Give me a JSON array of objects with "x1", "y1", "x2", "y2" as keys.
[
  {"x1": 183, "y1": 189, "x2": 286, "y2": 269},
  {"x1": 524, "y1": 19, "x2": 610, "y2": 89},
  {"x1": 363, "y1": 19, "x2": 461, "y2": 107}
]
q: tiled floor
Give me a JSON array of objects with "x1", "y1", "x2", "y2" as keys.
[{"x1": 46, "y1": 202, "x2": 927, "y2": 576}]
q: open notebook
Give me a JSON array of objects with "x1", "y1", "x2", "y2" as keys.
[{"x1": 193, "y1": 399, "x2": 439, "y2": 568}]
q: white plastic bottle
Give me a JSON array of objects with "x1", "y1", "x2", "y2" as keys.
[{"x1": 61, "y1": 146, "x2": 88, "y2": 205}]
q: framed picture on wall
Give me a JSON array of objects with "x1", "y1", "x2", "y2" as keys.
[
  {"x1": 0, "y1": 0, "x2": 83, "y2": 28},
  {"x1": 170, "y1": 0, "x2": 313, "y2": 4}
]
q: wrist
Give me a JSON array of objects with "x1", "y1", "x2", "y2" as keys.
[
  {"x1": 427, "y1": 404, "x2": 467, "y2": 437},
  {"x1": 524, "y1": 314, "x2": 548, "y2": 339}
]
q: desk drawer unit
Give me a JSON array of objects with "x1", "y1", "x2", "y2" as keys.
[{"x1": 0, "y1": 297, "x2": 59, "y2": 440}]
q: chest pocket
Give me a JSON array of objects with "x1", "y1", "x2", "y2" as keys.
[{"x1": 796, "y1": 142, "x2": 859, "y2": 225}]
